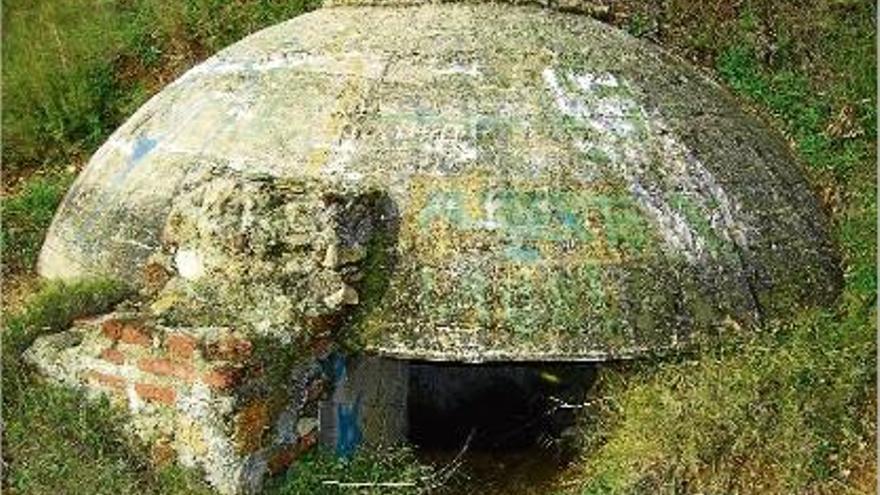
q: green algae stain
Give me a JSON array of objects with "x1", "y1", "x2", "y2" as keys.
[
  {"x1": 417, "y1": 190, "x2": 467, "y2": 228},
  {"x1": 394, "y1": 258, "x2": 628, "y2": 343},
  {"x1": 592, "y1": 194, "x2": 653, "y2": 256},
  {"x1": 668, "y1": 193, "x2": 734, "y2": 257},
  {"x1": 416, "y1": 185, "x2": 655, "y2": 262}
]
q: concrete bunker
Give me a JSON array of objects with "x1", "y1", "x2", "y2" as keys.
[{"x1": 28, "y1": 2, "x2": 842, "y2": 494}]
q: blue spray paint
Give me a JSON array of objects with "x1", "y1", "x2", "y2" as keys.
[
  {"x1": 326, "y1": 354, "x2": 363, "y2": 458},
  {"x1": 130, "y1": 136, "x2": 157, "y2": 163},
  {"x1": 335, "y1": 397, "x2": 363, "y2": 459},
  {"x1": 331, "y1": 353, "x2": 347, "y2": 382}
]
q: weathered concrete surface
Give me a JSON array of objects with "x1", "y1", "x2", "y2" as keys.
[{"x1": 39, "y1": 4, "x2": 841, "y2": 361}]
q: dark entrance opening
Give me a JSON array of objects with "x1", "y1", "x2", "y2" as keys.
[
  {"x1": 322, "y1": 357, "x2": 599, "y2": 494},
  {"x1": 407, "y1": 362, "x2": 597, "y2": 451}
]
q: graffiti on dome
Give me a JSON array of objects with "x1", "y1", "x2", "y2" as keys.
[{"x1": 411, "y1": 179, "x2": 654, "y2": 264}]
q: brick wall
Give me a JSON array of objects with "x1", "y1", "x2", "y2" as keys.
[{"x1": 25, "y1": 313, "x2": 332, "y2": 495}]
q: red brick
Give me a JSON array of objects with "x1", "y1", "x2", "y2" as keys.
[
  {"x1": 120, "y1": 321, "x2": 152, "y2": 347},
  {"x1": 100, "y1": 348, "x2": 126, "y2": 365},
  {"x1": 272, "y1": 431, "x2": 318, "y2": 473},
  {"x1": 101, "y1": 319, "x2": 124, "y2": 340},
  {"x1": 138, "y1": 357, "x2": 194, "y2": 381},
  {"x1": 234, "y1": 401, "x2": 270, "y2": 453},
  {"x1": 135, "y1": 383, "x2": 176, "y2": 405},
  {"x1": 203, "y1": 365, "x2": 244, "y2": 390},
  {"x1": 299, "y1": 429, "x2": 318, "y2": 450},
  {"x1": 102, "y1": 318, "x2": 152, "y2": 347},
  {"x1": 268, "y1": 442, "x2": 307, "y2": 475},
  {"x1": 204, "y1": 337, "x2": 253, "y2": 362},
  {"x1": 166, "y1": 333, "x2": 197, "y2": 361},
  {"x1": 85, "y1": 371, "x2": 126, "y2": 391}
]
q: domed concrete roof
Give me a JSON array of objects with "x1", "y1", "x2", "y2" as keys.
[{"x1": 39, "y1": 3, "x2": 840, "y2": 361}]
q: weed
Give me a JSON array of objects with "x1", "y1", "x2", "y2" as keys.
[
  {"x1": 1, "y1": 172, "x2": 73, "y2": 276},
  {"x1": 267, "y1": 448, "x2": 435, "y2": 494}
]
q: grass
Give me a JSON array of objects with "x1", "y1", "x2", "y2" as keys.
[
  {"x1": 0, "y1": 171, "x2": 74, "y2": 277},
  {"x1": 575, "y1": 306, "x2": 875, "y2": 494},
  {"x1": 1, "y1": 0, "x2": 875, "y2": 494},
  {"x1": 266, "y1": 448, "x2": 435, "y2": 494},
  {"x1": 568, "y1": 1, "x2": 876, "y2": 493}
]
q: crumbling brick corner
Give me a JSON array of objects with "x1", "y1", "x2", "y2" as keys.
[{"x1": 25, "y1": 313, "x2": 333, "y2": 495}]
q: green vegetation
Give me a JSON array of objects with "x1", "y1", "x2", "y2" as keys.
[
  {"x1": 1, "y1": 171, "x2": 73, "y2": 276},
  {"x1": 267, "y1": 448, "x2": 435, "y2": 494},
  {"x1": 572, "y1": 1, "x2": 876, "y2": 493}
]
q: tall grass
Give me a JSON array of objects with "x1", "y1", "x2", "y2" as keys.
[
  {"x1": 2, "y1": 0, "x2": 135, "y2": 169},
  {"x1": 1, "y1": 171, "x2": 74, "y2": 276}
]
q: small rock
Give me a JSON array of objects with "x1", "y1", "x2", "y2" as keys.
[
  {"x1": 322, "y1": 243, "x2": 338, "y2": 268},
  {"x1": 323, "y1": 243, "x2": 366, "y2": 268},
  {"x1": 323, "y1": 284, "x2": 359, "y2": 309},
  {"x1": 174, "y1": 248, "x2": 205, "y2": 280},
  {"x1": 337, "y1": 244, "x2": 367, "y2": 266},
  {"x1": 296, "y1": 417, "x2": 319, "y2": 437}
]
